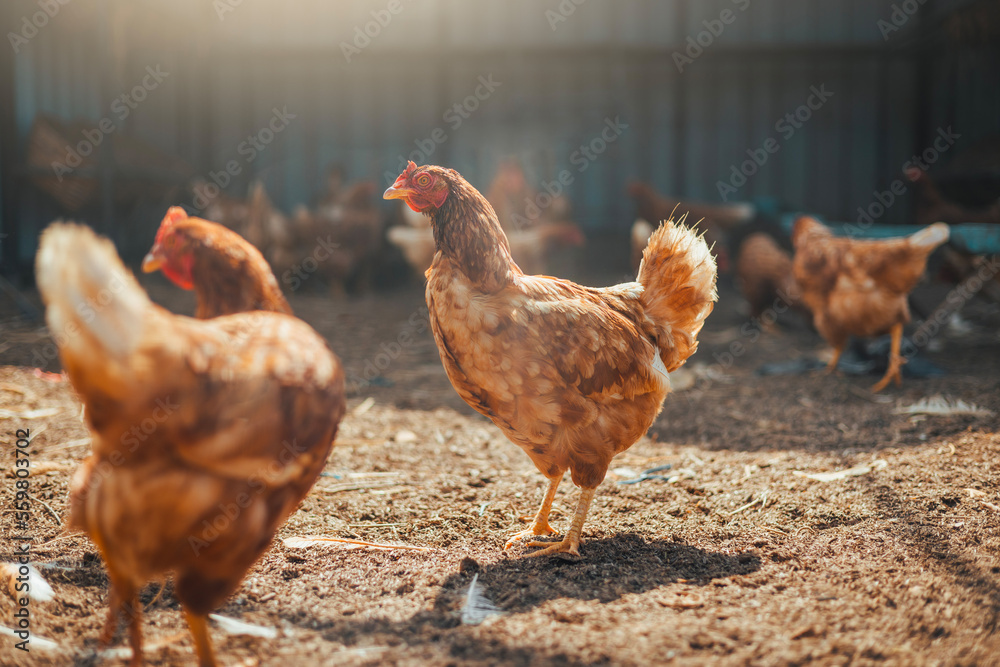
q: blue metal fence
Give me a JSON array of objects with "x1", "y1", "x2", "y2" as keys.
[{"x1": 1, "y1": 0, "x2": 997, "y2": 270}]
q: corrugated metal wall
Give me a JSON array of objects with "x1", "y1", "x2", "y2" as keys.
[{"x1": 2, "y1": 0, "x2": 998, "y2": 270}]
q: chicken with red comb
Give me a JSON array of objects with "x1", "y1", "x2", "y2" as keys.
[
  {"x1": 385, "y1": 162, "x2": 717, "y2": 558},
  {"x1": 143, "y1": 207, "x2": 291, "y2": 318}
]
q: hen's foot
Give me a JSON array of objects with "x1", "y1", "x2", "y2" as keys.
[
  {"x1": 523, "y1": 487, "x2": 596, "y2": 560},
  {"x1": 871, "y1": 323, "x2": 905, "y2": 392},
  {"x1": 504, "y1": 475, "x2": 563, "y2": 550},
  {"x1": 525, "y1": 536, "x2": 582, "y2": 560},
  {"x1": 822, "y1": 345, "x2": 844, "y2": 376},
  {"x1": 504, "y1": 521, "x2": 557, "y2": 550},
  {"x1": 184, "y1": 610, "x2": 218, "y2": 667},
  {"x1": 871, "y1": 360, "x2": 905, "y2": 392}
]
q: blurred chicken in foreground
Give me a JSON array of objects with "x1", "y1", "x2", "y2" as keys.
[
  {"x1": 143, "y1": 207, "x2": 292, "y2": 318},
  {"x1": 385, "y1": 162, "x2": 716, "y2": 557},
  {"x1": 37, "y1": 224, "x2": 344, "y2": 666},
  {"x1": 792, "y1": 216, "x2": 950, "y2": 391}
]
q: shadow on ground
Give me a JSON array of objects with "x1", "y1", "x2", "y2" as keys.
[{"x1": 282, "y1": 535, "x2": 760, "y2": 664}]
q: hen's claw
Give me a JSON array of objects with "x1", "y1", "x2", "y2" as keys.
[
  {"x1": 871, "y1": 362, "x2": 904, "y2": 392},
  {"x1": 525, "y1": 537, "x2": 581, "y2": 559},
  {"x1": 505, "y1": 475, "x2": 563, "y2": 550},
  {"x1": 521, "y1": 487, "x2": 596, "y2": 559},
  {"x1": 504, "y1": 522, "x2": 557, "y2": 550},
  {"x1": 871, "y1": 322, "x2": 905, "y2": 392}
]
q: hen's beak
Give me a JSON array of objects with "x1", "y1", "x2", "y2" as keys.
[
  {"x1": 382, "y1": 184, "x2": 413, "y2": 201},
  {"x1": 141, "y1": 249, "x2": 163, "y2": 273}
]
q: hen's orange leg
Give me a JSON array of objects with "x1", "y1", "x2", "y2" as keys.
[
  {"x1": 504, "y1": 475, "x2": 562, "y2": 550},
  {"x1": 526, "y1": 487, "x2": 596, "y2": 558},
  {"x1": 98, "y1": 581, "x2": 143, "y2": 666},
  {"x1": 98, "y1": 586, "x2": 122, "y2": 648},
  {"x1": 824, "y1": 344, "x2": 844, "y2": 375},
  {"x1": 124, "y1": 593, "x2": 143, "y2": 667},
  {"x1": 871, "y1": 322, "x2": 905, "y2": 392},
  {"x1": 184, "y1": 609, "x2": 218, "y2": 667}
]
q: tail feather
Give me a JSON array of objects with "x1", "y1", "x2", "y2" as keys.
[
  {"x1": 36, "y1": 223, "x2": 150, "y2": 364},
  {"x1": 637, "y1": 218, "x2": 718, "y2": 372},
  {"x1": 909, "y1": 222, "x2": 950, "y2": 251}
]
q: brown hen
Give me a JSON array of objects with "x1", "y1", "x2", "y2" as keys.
[
  {"x1": 735, "y1": 232, "x2": 803, "y2": 321},
  {"x1": 142, "y1": 207, "x2": 292, "y2": 318},
  {"x1": 37, "y1": 224, "x2": 344, "y2": 666},
  {"x1": 385, "y1": 162, "x2": 717, "y2": 557},
  {"x1": 791, "y1": 216, "x2": 950, "y2": 391}
]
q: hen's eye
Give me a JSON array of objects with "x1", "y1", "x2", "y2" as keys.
[{"x1": 414, "y1": 173, "x2": 432, "y2": 189}]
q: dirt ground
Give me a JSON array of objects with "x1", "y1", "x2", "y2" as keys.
[{"x1": 1, "y1": 273, "x2": 999, "y2": 666}]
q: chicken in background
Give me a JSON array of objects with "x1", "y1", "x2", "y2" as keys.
[
  {"x1": 36, "y1": 223, "x2": 345, "y2": 667},
  {"x1": 190, "y1": 179, "x2": 294, "y2": 284},
  {"x1": 387, "y1": 223, "x2": 436, "y2": 278},
  {"x1": 792, "y1": 216, "x2": 950, "y2": 391},
  {"x1": 384, "y1": 162, "x2": 717, "y2": 558},
  {"x1": 398, "y1": 199, "x2": 431, "y2": 228},
  {"x1": 628, "y1": 181, "x2": 755, "y2": 273},
  {"x1": 142, "y1": 207, "x2": 292, "y2": 318},
  {"x1": 191, "y1": 180, "x2": 249, "y2": 234},
  {"x1": 485, "y1": 158, "x2": 540, "y2": 231},
  {"x1": 266, "y1": 171, "x2": 384, "y2": 296},
  {"x1": 938, "y1": 245, "x2": 1000, "y2": 304},
  {"x1": 507, "y1": 221, "x2": 586, "y2": 276},
  {"x1": 316, "y1": 164, "x2": 346, "y2": 212},
  {"x1": 630, "y1": 218, "x2": 654, "y2": 272},
  {"x1": 389, "y1": 213, "x2": 585, "y2": 279},
  {"x1": 247, "y1": 181, "x2": 294, "y2": 265},
  {"x1": 390, "y1": 160, "x2": 585, "y2": 280},
  {"x1": 735, "y1": 232, "x2": 805, "y2": 323},
  {"x1": 308, "y1": 179, "x2": 384, "y2": 294},
  {"x1": 909, "y1": 167, "x2": 1000, "y2": 227}
]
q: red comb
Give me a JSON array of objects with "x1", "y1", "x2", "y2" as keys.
[
  {"x1": 153, "y1": 206, "x2": 188, "y2": 245},
  {"x1": 163, "y1": 206, "x2": 188, "y2": 227}
]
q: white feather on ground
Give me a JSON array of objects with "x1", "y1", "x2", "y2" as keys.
[
  {"x1": 209, "y1": 614, "x2": 279, "y2": 638},
  {"x1": 893, "y1": 396, "x2": 994, "y2": 417},
  {"x1": 461, "y1": 573, "x2": 504, "y2": 625},
  {"x1": 1, "y1": 562, "x2": 55, "y2": 602}
]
